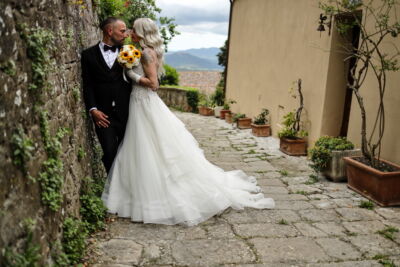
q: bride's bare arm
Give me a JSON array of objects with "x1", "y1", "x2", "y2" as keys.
[{"x1": 126, "y1": 48, "x2": 159, "y2": 90}]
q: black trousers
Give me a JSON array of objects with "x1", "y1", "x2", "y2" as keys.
[{"x1": 95, "y1": 114, "x2": 127, "y2": 174}]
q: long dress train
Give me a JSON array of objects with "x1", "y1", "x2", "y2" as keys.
[{"x1": 102, "y1": 63, "x2": 274, "y2": 226}]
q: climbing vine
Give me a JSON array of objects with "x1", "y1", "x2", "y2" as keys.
[
  {"x1": 18, "y1": 24, "x2": 55, "y2": 96},
  {"x1": 2, "y1": 219, "x2": 41, "y2": 266},
  {"x1": 38, "y1": 111, "x2": 70, "y2": 211},
  {"x1": 11, "y1": 127, "x2": 34, "y2": 176}
]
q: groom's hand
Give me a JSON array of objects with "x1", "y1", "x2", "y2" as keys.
[{"x1": 91, "y1": 110, "x2": 110, "y2": 128}]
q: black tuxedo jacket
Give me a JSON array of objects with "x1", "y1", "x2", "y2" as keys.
[{"x1": 81, "y1": 43, "x2": 132, "y2": 124}]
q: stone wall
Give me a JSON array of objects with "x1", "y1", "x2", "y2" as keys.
[
  {"x1": 158, "y1": 87, "x2": 192, "y2": 112},
  {"x1": 0, "y1": 0, "x2": 101, "y2": 263}
]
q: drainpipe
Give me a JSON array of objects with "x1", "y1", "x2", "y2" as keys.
[{"x1": 223, "y1": 0, "x2": 234, "y2": 99}]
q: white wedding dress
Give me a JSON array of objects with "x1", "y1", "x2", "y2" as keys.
[{"x1": 101, "y1": 59, "x2": 274, "y2": 226}]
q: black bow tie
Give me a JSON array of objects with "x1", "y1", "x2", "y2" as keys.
[{"x1": 103, "y1": 45, "x2": 119, "y2": 52}]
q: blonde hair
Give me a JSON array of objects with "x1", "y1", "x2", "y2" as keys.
[{"x1": 134, "y1": 18, "x2": 165, "y2": 78}]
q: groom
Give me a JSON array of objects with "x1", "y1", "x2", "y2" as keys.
[{"x1": 81, "y1": 17, "x2": 131, "y2": 173}]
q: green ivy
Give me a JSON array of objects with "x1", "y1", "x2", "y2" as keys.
[
  {"x1": 3, "y1": 219, "x2": 41, "y2": 267},
  {"x1": 51, "y1": 241, "x2": 70, "y2": 267},
  {"x1": 62, "y1": 218, "x2": 88, "y2": 265},
  {"x1": 309, "y1": 136, "x2": 354, "y2": 172},
  {"x1": 11, "y1": 127, "x2": 34, "y2": 175},
  {"x1": 77, "y1": 146, "x2": 86, "y2": 161},
  {"x1": 80, "y1": 194, "x2": 107, "y2": 233},
  {"x1": 18, "y1": 24, "x2": 54, "y2": 94},
  {"x1": 80, "y1": 176, "x2": 107, "y2": 234},
  {"x1": 0, "y1": 60, "x2": 17, "y2": 76},
  {"x1": 38, "y1": 111, "x2": 69, "y2": 211},
  {"x1": 72, "y1": 85, "x2": 81, "y2": 102}
]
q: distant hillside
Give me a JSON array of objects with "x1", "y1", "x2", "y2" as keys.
[
  {"x1": 165, "y1": 52, "x2": 222, "y2": 71},
  {"x1": 182, "y1": 47, "x2": 220, "y2": 62},
  {"x1": 165, "y1": 47, "x2": 222, "y2": 71}
]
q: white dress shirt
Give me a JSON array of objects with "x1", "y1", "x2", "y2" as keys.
[{"x1": 99, "y1": 42, "x2": 118, "y2": 69}]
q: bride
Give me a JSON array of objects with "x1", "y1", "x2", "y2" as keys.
[{"x1": 101, "y1": 18, "x2": 274, "y2": 226}]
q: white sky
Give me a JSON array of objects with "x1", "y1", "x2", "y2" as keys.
[{"x1": 156, "y1": 0, "x2": 230, "y2": 51}]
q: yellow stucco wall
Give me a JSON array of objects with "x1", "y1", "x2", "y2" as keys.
[{"x1": 226, "y1": 0, "x2": 400, "y2": 164}]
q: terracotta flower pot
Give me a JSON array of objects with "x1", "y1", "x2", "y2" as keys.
[
  {"x1": 220, "y1": 109, "x2": 230, "y2": 119},
  {"x1": 251, "y1": 124, "x2": 271, "y2": 137},
  {"x1": 344, "y1": 156, "x2": 400, "y2": 206},
  {"x1": 225, "y1": 112, "x2": 233, "y2": 123},
  {"x1": 279, "y1": 137, "x2": 307, "y2": 156},
  {"x1": 322, "y1": 149, "x2": 361, "y2": 182},
  {"x1": 198, "y1": 106, "x2": 214, "y2": 116},
  {"x1": 237, "y1": 118, "x2": 252, "y2": 129}
]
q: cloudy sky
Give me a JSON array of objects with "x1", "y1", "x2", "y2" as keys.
[{"x1": 156, "y1": 0, "x2": 230, "y2": 51}]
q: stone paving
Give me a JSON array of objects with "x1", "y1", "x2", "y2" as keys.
[{"x1": 90, "y1": 111, "x2": 400, "y2": 267}]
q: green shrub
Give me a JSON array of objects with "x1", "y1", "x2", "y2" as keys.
[
  {"x1": 160, "y1": 64, "x2": 179, "y2": 86},
  {"x1": 80, "y1": 194, "x2": 107, "y2": 234},
  {"x1": 80, "y1": 176, "x2": 107, "y2": 234},
  {"x1": 211, "y1": 87, "x2": 224, "y2": 106},
  {"x1": 253, "y1": 109, "x2": 269, "y2": 125},
  {"x1": 62, "y1": 218, "x2": 87, "y2": 265},
  {"x1": 186, "y1": 88, "x2": 200, "y2": 113},
  {"x1": 309, "y1": 136, "x2": 354, "y2": 172}
]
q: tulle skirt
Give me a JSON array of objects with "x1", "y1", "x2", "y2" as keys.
[{"x1": 102, "y1": 88, "x2": 274, "y2": 226}]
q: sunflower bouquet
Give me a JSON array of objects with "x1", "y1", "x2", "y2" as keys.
[{"x1": 117, "y1": 45, "x2": 141, "y2": 69}]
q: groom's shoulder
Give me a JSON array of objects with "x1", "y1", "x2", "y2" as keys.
[{"x1": 82, "y1": 42, "x2": 100, "y2": 56}]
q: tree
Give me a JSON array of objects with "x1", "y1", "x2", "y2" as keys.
[
  {"x1": 95, "y1": 0, "x2": 179, "y2": 51},
  {"x1": 216, "y1": 40, "x2": 228, "y2": 98},
  {"x1": 320, "y1": 0, "x2": 400, "y2": 169}
]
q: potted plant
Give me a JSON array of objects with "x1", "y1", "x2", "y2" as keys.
[
  {"x1": 198, "y1": 95, "x2": 214, "y2": 116},
  {"x1": 278, "y1": 79, "x2": 308, "y2": 156},
  {"x1": 211, "y1": 87, "x2": 224, "y2": 118},
  {"x1": 320, "y1": 1, "x2": 400, "y2": 205},
  {"x1": 309, "y1": 136, "x2": 360, "y2": 182},
  {"x1": 220, "y1": 99, "x2": 236, "y2": 119},
  {"x1": 251, "y1": 108, "x2": 271, "y2": 137},
  {"x1": 225, "y1": 112, "x2": 234, "y2": 123},
  {"x1": 233, "y1": 113, "x2": 252, "y2": 129}
]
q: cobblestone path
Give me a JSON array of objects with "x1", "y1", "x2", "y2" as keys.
[{"x1": 91, "y1": 111, "x2": 400, "y2": 267}]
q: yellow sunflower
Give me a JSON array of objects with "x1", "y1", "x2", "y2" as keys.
[{"x1": 133, "y1": 50, "x2": 141, "y2": 58}]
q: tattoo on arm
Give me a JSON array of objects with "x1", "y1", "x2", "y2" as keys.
[{"x1": 141, "y1": 49, "x2": 154, "y2": 64}]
